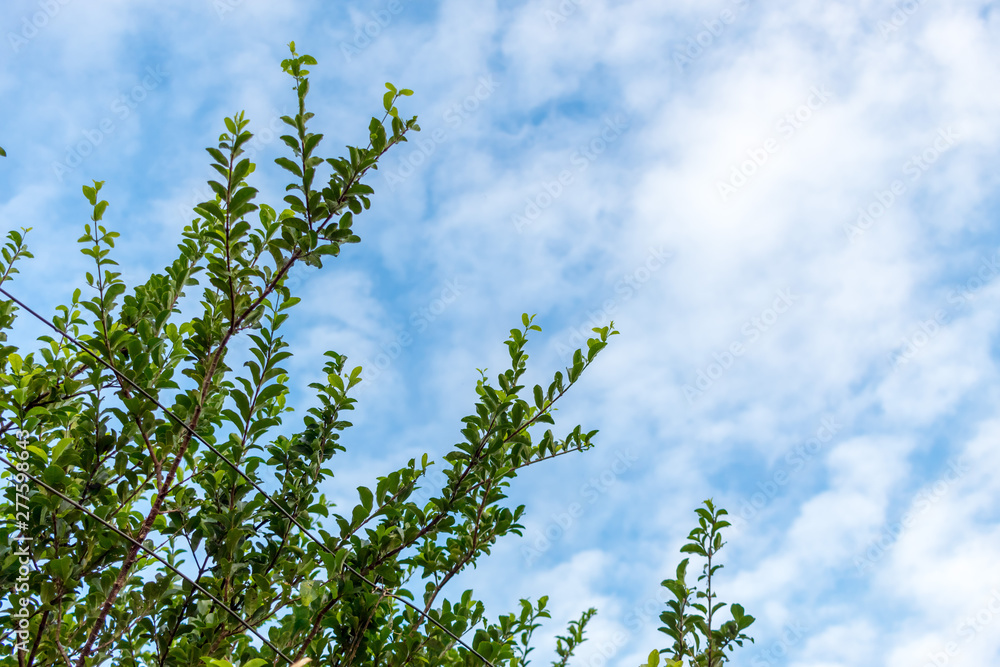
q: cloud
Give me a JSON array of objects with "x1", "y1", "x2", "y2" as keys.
[{"x1": 3, "y1": 0, "x2": 1000, "y2": 664}]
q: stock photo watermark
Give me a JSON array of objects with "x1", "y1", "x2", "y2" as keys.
[
  {"x1": 921, "y1": 589, "x2": 1000, "y2": 667},
  {"x1": 357, "y1": 277, "x2": 465, "y2": 387},
  {"x1": 878, "y1": 0, "x2": 927, "y2": 38},
  {"x1": 382, "y1": 74, "x2": 501, "y2": 191},
  {"x1": 886, "y1": 310, "x2": 948, "y2": 371},
  {"x1": 4, "y1": 425, "x2": 37, "y2": 656},
  {"x1": 213, "y1": 0, "x2": 245, "y2": 18},
  {"x1": 853, "y1": 457, "x2": 968, "y2": 575},
  {"x1": 731, "y1": 415, "x2": 844, "y2": 528},
  {"x1": 673, "y1": 0, "x2": 751, "y2": 70},
  {"x1": 887, "y1": 246, "x2": 1000, "y2": 370},
  {"x1": 683, "y1": 288, "x2": 798, "y2": 403},
  {"x1": 577, "y1": 587, "x2": 676, "y2": 667},
  {"x1": 51, "y1": 65, "x2": 168, "y2": 183},
  {"x1": 843, "y1": 126, "x2": 960, "y2": 244},
  {"x1": 749, "y1": 622, "x2": 808, "y2": 667},
  {"x1": 543, "y1": 0, "x2": 583, "y2": 28},
  {"x1": 551, "y1": 246, "x2": 672, "y2": 360},
  {"x1": 7, "y1": 0, "x2": 72, "y2": 53},
  {"x1": 339, "y1": 0, "x2": 408, "y2": 62},
  {"x1": 717, "y1": 85, "x2": 832, "y2": 202},
  {"x1": 175, "y1": 107, "x2": 292, "y2": 223},
  {"x1": 510, "y1": 113, "x2": 630, "y2": 233},
  {"x1": 520, "y1": 449, "x2": 637, "y2": 566}
]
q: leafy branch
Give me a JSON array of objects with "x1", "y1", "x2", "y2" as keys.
[{"x1": 647, "y1": 500, "x2": 754, "y2": 667}]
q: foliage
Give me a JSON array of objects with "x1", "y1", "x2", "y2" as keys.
[
  {"x1": 0, "y1": 43, "x2": 754, "y2": 667},
  {"x1": 0, "y1": 43, "x2": 625, "y2": 667},
  {"x1": 645, "y1": 501, "x2": 755, "y2": 667}
]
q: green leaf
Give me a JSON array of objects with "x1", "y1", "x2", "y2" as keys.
[
  {"x1": 230, "y1": 186, "x2": 258, "y2": 211},
  {"x1": 275, "y1": 156, "x2": 303, "y2": 177},
  {"x1": 358, "y1": 485, "x2": 373, "y2": 511},
  {"x1": 232, "y1": 158, "x2": 252, "y2": 184},
  {"x1": 206, "y1": 147, "x2": 227, "y2": 166},
  {"x1": 299, "y1": 579, "x2": 319, "y2": 606},
  {"x1": 0, "y1": 146, "x2": 6, "y2": 157},
  {"x1": 51, "y1": 437, "x2": 73, "y2": 464},
  {"x1": 48, "y1": 556, "x2": 73, "y2": 581}
]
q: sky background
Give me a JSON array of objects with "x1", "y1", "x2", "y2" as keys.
[{"x1": 2, "y1": 0, "x2": 1000, "y2": 665}]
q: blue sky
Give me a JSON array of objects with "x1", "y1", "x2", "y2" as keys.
[{"x1": 3, "y1": 0, "x2": 1000, "y2": 665}]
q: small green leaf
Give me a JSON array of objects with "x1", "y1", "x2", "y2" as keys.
[
  {"x1": 51, "y1": 437, "x2": 73, "y2": 464},
  {"x1": 358, "y1": 485, "x2": 373, "y2": 511},
  {"x1": 206, "y1": 147, "x2": 227, "y2": 166},
  {"x1": 299, "y1": 579, "x2": 319, "y2": 605},
  {"x1": 275, "y1": 156, "x2": 303, "y2": 177}
]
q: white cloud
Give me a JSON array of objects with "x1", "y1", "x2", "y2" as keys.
[{"x1": 3, "y1": 0, "x2": 1000, "y2": 664}]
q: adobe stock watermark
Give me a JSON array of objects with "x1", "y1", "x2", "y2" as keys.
[
  {"x1": 340, "y1": 0, "x2": 408, "y2": 62},
  {"x1": 749, "y1": 622, "x2": 808, "y2": 667},
  {"x1": 176, "y1": 107, "x2": 292, "y2": 224},
  {"x1": 7, "y1": 0, "x2": 72, "y2": 53},
  {"x1": 579, "y1": 587, "x2": 677, "y2": 667},
  {"x1": 510, "y1": 113, "x2": 630, "y2": 233},
  {"x1": 945, "y1": 247, "x2": 1000, "y2": 311},
  {"x1": 878, "y1": 0, "x2": 927, "y2": 38},
  {"x1": 520, "y1": 449, "x2": 637, "y2": 566},
  {"x1": 843, "y1": 126, "x2": 960, "y2": 244},
  {"x1": 5, "y1": 423, "x2": 38, "y2": 656},
  {"x1": 213, "y1": 0, "x2": 245, "y2": 19},
  {"x1": 887, "y1": 247, "x2": 1000, "y2": 370},
  {"x1": 853, "y1": 457, "x2": 968, "y2": 575},
  {"x1": 382, "y1": 74, "x2": 500, "y2": 192},
  {"x1": 683, "y1": 289, "x2": 798, "y2": 403},
  {"x1": 357, "y1": 277, "x2": 465, "y2": 387},
  {"x1": 886, "y1": 310, "x2": 948, "y2": 371},
  {"x1": 731, "y1": 415, "x2": 844, "y2": 529},
  {"x1": 717, "y1": 85, "x2": 832, "y2": 202},
  {"x1": 551, "y1": 246, "x2": 672, "y2": 360},
  {"x1": 543, "y1": 0, "x2": 583, "y2": 29},
  {"x1": 673, "y1": 0, "x2": 750, "y2": 70},
  {"x1": 922, "y1": 589, "x2": 1000, "y2": 667},
  {"x1": 51, "y1": 65, "x2": 168, "y2": 183}
]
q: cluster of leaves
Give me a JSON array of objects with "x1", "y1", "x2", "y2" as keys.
[
  {"x1": 643, "y1": 501, "x2": 755, "y2": 667},
  {"x1": 0, "y1": 44, "x2": 623, "y2": 667}
]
